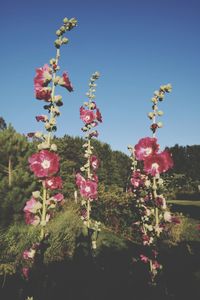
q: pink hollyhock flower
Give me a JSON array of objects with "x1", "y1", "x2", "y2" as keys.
[
  {"x1": 142, "y1": 234, "x2": 153, "y2": 246},
  {"x1": 144, "y1": 151, "x2": 173, "y2": 176},
  {"x1": 135, "y1": 137, "x2": 159, "y2": 161},
  {"x1": 152, "y1": 260, "x2": 161, "y2": 270},
  {"x1": 23, "y1": 197, "x2": 42, "y2": 214},
  {"x1": 52, "y1": 193, "x2": 64, "y2": 202},
  {"x1": 24, "y1": 212, "x2": 40, "y2": 226},
  {"x1": 90, "y1": 155, "x2": 100, "y2": 170},
  {"x1": 155, "y1": 196, "x2": 167, "y2": 209},
  {"x1": 171, "y1": 216, "x2": 181, "y2": 224},
  {"x1": 23, "y1": 249, "x2": 36, "y2": 260},
  {"x1": 22, "y1": 267, "x2": 29, "y2": 279},
  {"x1": 29, "y1": 150, "x2": 60, "y2": 178},
  {"x1": 80, "y1": 107, "x2": 96, "y2": 124},
  {"x1": 76, "y1": 173, "x2": 86, "y2": 187},
  {"x1": 130, "y1": 170, "x2": 145, "y2": 188},
  {"x1": 34, "y1": 64, "x2": 52, "y2": 87},
  {"x1": 79, "y1": 179, "x2": 98, "y2": 200},
  {"x1": 96, "y1": 108, "x2": 102, "y2": 122},
  {"x1": 35, "y1": 115, "x2": 48, "y2": 122},
  {"x1": 44, "y1": 176, "x2": 63, "y2": 190},
  {"x1": 92, "y1": 173, "x2": 98, "y2": 183},
  {"x1": 35, "y1": 85, "x2": 52, "y2": 101},
  {"x1": 58, "y1": 72, "x2": 73, "y2": 92},
  {"x1": 140, "y1": 254, "x2": 149, "y2": 263}
]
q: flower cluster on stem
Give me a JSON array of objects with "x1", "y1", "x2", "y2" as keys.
[
  {"x1": 22, "y1": 17, "x2": 77, "y2": 279},
  {"x1": 76, "y1": 72, "x2": 102, "y2": 250},
  {"x1": 128, "y1": 84, "x2": 177, "y2": 282}
]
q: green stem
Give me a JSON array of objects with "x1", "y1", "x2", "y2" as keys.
[{"x1": 40, "y1": 187, "x2": 47, "y2": 240}]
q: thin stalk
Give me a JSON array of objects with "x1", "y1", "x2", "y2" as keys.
[{"x1": 40, "y1": 187, "x2": 47, "y2": 240}]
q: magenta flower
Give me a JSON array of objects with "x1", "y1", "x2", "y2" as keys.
[
  {"x1": 24, "y1": 212, "x2": 40, "y2": 226},
  {"x1": 22, "y1": 267, "x2": 29, "y2": 279},
  {"x1": 130, "y1": 170, "x2": 145, "y2": 188},
  {"x1": 29, "y1": 150, "x2": 60, "y2": 178},
  {"x1": 155, "y1": 196, "x2": 166, "y2": 209},
  {"x1": 76, "y1": 173, "x2": 86, "y2": 187},
  {"x1": 58, "y1": 72, "x2": 73, "y2": 92},
  {"x1": 90, "y1": 155, "x2": 100, "y2": 170},
  {"x1": 23, "y1": 249, "x2": 36, "y2": 260},
  {"x1": 96, "y1": 108, "x2": 102, "y2": 122},
  {"x1": 34, "y1": 64, "x2": 52, "y2": 87},
  {"x1": 35, "y1": 85, "x2": 52, "y2": 101},
  {"x1": 23, "y1": 197, "x2": 42, "y2": 214},
  {"x1": 80, "y1": 106, "x2": 96, "y2": 124},
  {"x1": 52, "y1": 193, "x2": 64, "y2": 202},
  {"x1": 135, "y1": 137, "x2": 159, "y2": 161},
  {"x1": 35, "y1": 115, "x2": 48, "y2": 122},
  {"x1": 140, "y1": 254, "x2": 149, "y2": 263},
  {"x1": 79, "y1": 179, "x2": 98, "y2": 200},
  {"x1": 44, "y1": 176, "x2": 63, "y2": 190},
  {"x1": 144, "y1": 151, "x2": 173, "y2": 176},
  {"x1": 152, "y1": 260, "x2": 161, "y2": 270}
]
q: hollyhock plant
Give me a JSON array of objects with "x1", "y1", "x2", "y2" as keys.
[
  {"x1": 22, "y1": 17, "x2": 77, "y2": 284},
  {"x1": 128, "y1": 84, "x2": 174, "y2": 283},
  {"x1": 76, "y1": 71, "x2": 102, "y2": 249}
]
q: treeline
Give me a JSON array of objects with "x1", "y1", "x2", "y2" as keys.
[{"x1": 0, "y1": 120, "x2": 200, "y2": 226}]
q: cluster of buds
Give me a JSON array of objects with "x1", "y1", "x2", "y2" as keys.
[
  {"x1": 76, "y1": 72, "x2": 102, "y2": 250},
  {"x1": 23, "y1": 17, "x2": 77, "y2": 278},
  {"x1": 55, "y1": 17, "x2": 77, "y2": 48},
  {"x1": 148, "y1": 84, "x2": 172, "y2": 134},
  {"x1": 128, "y1": 85, "x2": 178, "y2": 282}
]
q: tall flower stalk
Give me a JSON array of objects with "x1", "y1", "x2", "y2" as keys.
[
  {"x1": 128, "y1": 84, "x2": 175, "y2": 282},
  {"x1": 76, "y1": 72, "x2": 102, "y2": 250},
  {"x1": 22, "y1": 17, "x2": 77, "y2": 279}
]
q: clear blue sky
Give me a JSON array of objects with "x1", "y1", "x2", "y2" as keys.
[{"x1": 1, "y1": 0, "x2": 200, "y2": 153}]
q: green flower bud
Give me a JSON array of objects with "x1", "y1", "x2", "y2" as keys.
[
  {"x1": 148, "y1": 112, "x2": 154, "y2": 119},
  {"x1": 50, "y1": 58, "x2": 56, "y2": 65},
  {"x1": 54, "y1": 95, "x2": 62, "y2": 102},
  {"x1": 35, "y1": 131, "x2": 43, "y2": 138},
  {"x1": 151, "y1": 97, "x2": 157, "y2": 103},
  {"x1": 53, "y1": 76, "x2": 60, "y2": 85},
  {"x1": 45, "y1": 122, "x2": 51, "y2": 130},
  {"x1": 54, "y1": 39, "x2": 62, "y2": 48},
  {"x1": 157, "y1": 110, "x2": 164, "y2": 116},
  {"x1": 63, "y1": 17, "x2": 68, "y2": 24},
  {"x1": 165, "y1": 83, "x2": 172, "y2": 93},
  {"x1": 50, "y1": 144, "x2": 57, "y2": 151},
  {"x1": 157, "y1": 122, "x2": 163, "y2": 128},
  {"x1": 80, "y1": 167, "x2": 85, "y2": 172},
  {"x1": 60, "y1": 26, "x2": 66, "y2": 33},
  {"x1": 56, "y1": 30, "x2": 62, "y2": 36},
  {"x1": 50, "y1": 118, "x2": 56, "y2": 125},
  {"x1": 69, "y1": 18, "x2": 78, "y2": 26},
  {"x1": 62, "y1": 37, "x2": 69, "y2": 44},
  {"x1": 32, "y1": 191, "x2": 41, "y2": 198}
]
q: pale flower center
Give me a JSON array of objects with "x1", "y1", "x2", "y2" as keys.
[
  {"x1": 41, "y1": 159, "x2": 50, "y2": 169},
  {"x1": 152, "y1": 162, "x2": 159, "y2": 170},
  {"x1": 145, "y1": 147, "x2": 152, "y2": 156},
  {"x1": 85, "y1": 186, "x2": 91, "y2": 192}
]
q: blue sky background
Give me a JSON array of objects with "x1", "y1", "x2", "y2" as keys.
[{"x1": 1, "y1": 0, "x2": 200, "y2": 154}]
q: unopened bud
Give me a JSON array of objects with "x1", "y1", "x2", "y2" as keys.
[
  {"x1": 32, "y1": 191, "x2": 41, "y2": 198},
  {"x1": 54, "y1": 39, "x2": 62, "y2": 48},
  {"x1": 53, "y1": 76, "x2": 60, "y2": 84},
  {"x1": 56, "y1": 30, "x2": 61, "y2": 36},
  {"x1": 63, "y1": 17, "x2": 68, "y2": 24},
  {"x1": 148, "y1": 112, "x2": 154, "y2": 119},
  {"x1": 157, "y1": 110, "x2": 164, "y2": 116},
  {"x1": 157, "y1": 122, "x2": 163, "y2": 128},
  {"x1": 60, "y1": 26, "x2": 66, "y2": 33},
  {"x1": 62, "y1": 37, "x2": 69, "y2": 44},
  {"x1": 50, "y1": 144, "x2": 57, "y2": 151}
]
